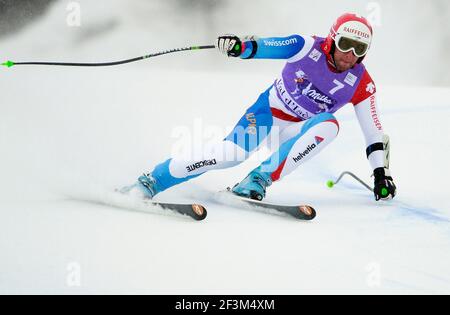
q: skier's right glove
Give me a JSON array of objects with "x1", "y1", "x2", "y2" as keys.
[
  {"x1": 217, "y1": 35, "x2": 243, "y2": 57},
  {"x1": 373, "y1": 167, "x2": 397, "y2": 201}
]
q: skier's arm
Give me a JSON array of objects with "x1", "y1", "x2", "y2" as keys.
[
  {"x1": 217, "y1": 34, "x2": 309, "y2": 59},
  {"x1": 352, "y1": 71, "x2": 397, "y2": 201}
]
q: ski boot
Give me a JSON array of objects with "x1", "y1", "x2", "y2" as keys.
[
  {"x1": 136, "y1": 173, "x2": 161, "y2": 199},
  {"x1": 232, "y1": 170, "x2": 272, "y2": 201}
]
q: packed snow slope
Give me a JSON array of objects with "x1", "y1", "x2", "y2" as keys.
[{"x1": 1, "y1": 1, "x2": 450, "y2": 295}]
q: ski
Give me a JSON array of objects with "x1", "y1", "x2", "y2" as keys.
[
  {"x1": 83, "y1": 197, "x2": 207, "y2": 221},
  {"x1": 112, "y1": 185, "x2": 208, "y2": 221},
  {"x1": 142, "y1": 200, "x2": 208, "y2": 221},
  {"x1": 73, "y1": 188, "x2": 208, "y2": 221},
  {"x1": 219, "y1": 188, "x2": 317, "y2": 221}
]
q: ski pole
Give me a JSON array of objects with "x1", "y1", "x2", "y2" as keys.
[
  {"x1": 1, "y1": 44, "x2": 216, "y2": 68},
  {"x1": 327, "y1": 171, "x2": 373, "y2": 192}
]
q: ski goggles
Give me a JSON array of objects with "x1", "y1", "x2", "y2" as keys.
[{"x1": 335, "y1": 35, "x2": 370, "y2": 58}]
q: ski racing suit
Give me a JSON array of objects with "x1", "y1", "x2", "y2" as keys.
[{"x1": 145, "y1": 35, "x2": 386, "y2": 194}]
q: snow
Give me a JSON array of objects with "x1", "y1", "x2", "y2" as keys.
[{"x1": 1, "y1": 0, "x2": 450, "y2": 295}]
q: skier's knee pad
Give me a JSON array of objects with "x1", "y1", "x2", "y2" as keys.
[{"x1": 301, "y1": 113, "x2": 340, "y2": 137}]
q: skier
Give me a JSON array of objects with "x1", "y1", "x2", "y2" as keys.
[{"x1": 134, "y1": 13, "x2": 397, "y2": 202}]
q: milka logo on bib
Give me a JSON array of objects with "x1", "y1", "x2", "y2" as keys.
[{"x1": 291, "y1": 70, "x2": 337, "y2": 112}]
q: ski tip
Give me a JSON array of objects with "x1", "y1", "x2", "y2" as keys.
[
  {"x1": 191, "y1": 204, "x2": 207, "y2": 221},
  {"x1": 298, "y1": 205, "x2": 317, "y2": 220}
]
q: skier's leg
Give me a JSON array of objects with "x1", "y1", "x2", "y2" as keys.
[
  {"x1": 232, "y1": 112, "x2": 340, "y2": 200},
  {"x1": 137, "y1": 87, "x2": 274, "y2": 198}
]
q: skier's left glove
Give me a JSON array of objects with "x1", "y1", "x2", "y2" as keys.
[
  {"x1": 217, "y1": 35, "x2": 243, "y2": 57},
  {"x1": 373, "y1": 167, "x2": 397, "y2": 201}
]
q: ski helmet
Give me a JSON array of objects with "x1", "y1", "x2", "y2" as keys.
[{"x1": 324, "y1": 13, "x2": 373, "y2": 63}]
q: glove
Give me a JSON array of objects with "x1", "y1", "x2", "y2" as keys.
[
  {"x1": 373, "y1": 167, "x2": 397, "y2": 201},
  {"x1": 217, "y1": 35, "x2": 243, "y2": 57}
]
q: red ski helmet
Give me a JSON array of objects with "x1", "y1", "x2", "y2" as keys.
[{"x1": 324, "y1": 13, "x2": 373, "y2": 63}]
